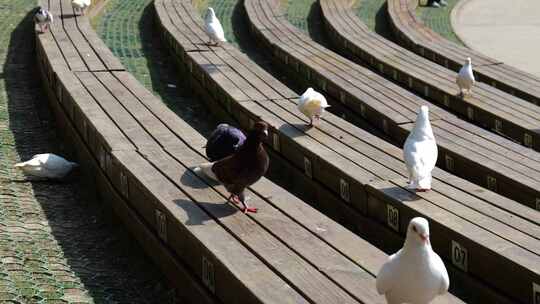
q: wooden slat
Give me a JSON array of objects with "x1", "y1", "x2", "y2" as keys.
[
  {"x1": 244, "y1": 0, "x2": 540, "y2": 210},
  {"x1": 387, "y1": 0, "x2": 540, "y2": 107}
]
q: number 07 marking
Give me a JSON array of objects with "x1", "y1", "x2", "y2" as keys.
[{"x1": 451, "y1": 240, "x2": 468, "y2": 272}]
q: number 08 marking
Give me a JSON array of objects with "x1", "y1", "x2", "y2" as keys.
[
  {"x1": 386, "y1": 205, "x2": 399, "y2": 232},
  {"x1": 451, "y1": 240, "x2": 468, "y2": 272}
]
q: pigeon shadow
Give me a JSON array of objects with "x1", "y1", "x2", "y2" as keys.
[
  {"x1": 278, "y1": 122, "x2": 313, "y2": 138},
  {"x1": 180, "y1": 168, "x2": 220, "y2": 189},
  {"x1": 61, "y1": 13, "x2": 78, "y2": 19},
  {"x1": 381, "y1": 185, "x2": 424, "y2": 202},
  {"x1": 174, "y1": 198, "x2": 237, "y2": 226}
]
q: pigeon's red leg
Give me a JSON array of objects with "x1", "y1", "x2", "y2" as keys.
[
  {"x1": 229, "y1": 194, "x2": 257, "y2": 213},
  {"x1": 240, "y1": 200, "x2": 258, "y2": 213}
]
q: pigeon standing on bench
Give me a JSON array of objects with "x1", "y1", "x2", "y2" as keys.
[
  {"x1": 206, "y1": 123, "x2": 246, "y2": 162},
  {"x1": 376, "y1": 217, "x2": 449, "y2": 304},
  {"x1": 456, "y1": 57, "x2": 475, "y2": 97},
  {"x1": 204, "y1": 7, "x2": 226, "y2": 46},
  {"x1": 196, "y1": 121, "x2": 269, "y2": 213},
  {"x1": 403, "y1": 106, "x2": 437, "y2": 192},
  {"x1": 15, "y1": 153, "x2": 78, "y2": 179},
  {"x1": 298, "y1": 88, "x2": 330, "y2": 126},
  {"x1": 34, "y1": 7, "x2": 53, "y2": 33},
  {"x1": 72, "y1": 0, "x2": 91, "y2": 16}
]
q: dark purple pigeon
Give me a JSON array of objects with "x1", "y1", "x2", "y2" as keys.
[{"x1": 206, "y1": 124, "x2": 247, "y2": 162}]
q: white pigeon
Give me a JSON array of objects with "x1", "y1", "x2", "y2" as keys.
[
  {"x1": 456, "y1": 57, "x2": 475, "y2": 97},
  {"x1": 204, "y1": 7, "x2": 226, "y2": 46},
  {"x1": 14, "y1": 153, "x2": 78, "y2": 179},
  {"x1": 403, "y1": 106, "x2": 437, "y2": 191},
  {"x1": 298, "y1": 88, "x2": 330, "y2": 126},
  {"x1": 34, "y1": 7, "x2": 53, "y2": 33},
  {"x1": 72, "y1": 0, "x2": 91, "y2": 16},
  {"x1": 376, "y1": 217, "x2": 450, "y2": 304}
]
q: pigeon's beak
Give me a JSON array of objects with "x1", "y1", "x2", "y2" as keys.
[{"x1": 420, "y1": 233, "x2": 429, "y2": 243}]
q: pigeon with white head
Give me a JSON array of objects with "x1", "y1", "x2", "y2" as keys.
[
  {"x1": 204, "y1": 7, "x2": 226, "y2": 46},
  {"x1": 15, "y1": 153, "x2": 78, "y2": 179},
  {"x1": 298, "y1": 88, "x2": 330, "y2": 126},
  {"x1": 403, "y1": 106, "x2": 437, "y2": 191},
  {"x1": 456, "y1": 57, "x2": 475, "y2": 97},
  {"x1": 376, "y1": 217, "x2": 449, "y2": 304}
]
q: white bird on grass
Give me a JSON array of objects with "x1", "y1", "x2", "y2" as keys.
[
  {"x1": 14, "y1": 153, "x2": 78, "y2": 179},
  {"x1": 456, "y1": 57, "x2": 475, "y2": 98},
  {"x1": 376, "y1": 217, "x2": 449, "y2": 304},
  {"x1": 204, "y1": 7, "x2": 226, "y2": 46},
  {"x1": 403, "y1": 106, "x2": 437, "y2": 192},
  {"x1": 298, "y1": 88, "x2": 330, "y2": 126},
  {"x1": 34, "y1": 7, "x2": 53, "y2": 33},
  {"x1": 72, "y1": 0, "x2": 91, "y2": 16}
]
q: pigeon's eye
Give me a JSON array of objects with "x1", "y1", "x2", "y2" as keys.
[{"x1": 412, "y1": 226, "x2": 417, "y2": 232}]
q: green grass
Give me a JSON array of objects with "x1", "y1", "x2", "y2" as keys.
[{"x1": 416, "y1": 0, "x2": 463, "y2": 45}]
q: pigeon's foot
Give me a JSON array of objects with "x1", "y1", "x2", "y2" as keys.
[
  {"x1": 241, "y1": 206, "x2": 258, "y2": 213},
  {"x1": 230, "y1": 195, "x2": 242, "y2": 205},
  {"x1": 416, "y1": 188, "x2": 430, "y2": 192}
]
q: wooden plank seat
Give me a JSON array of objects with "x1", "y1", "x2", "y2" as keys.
[
  {"x1": 243, "y1": 0, "x2": 540, "y2": 211},
  {"x1": 156, "y1": 0, "x2": 540, "y2": 303},
  {"x1": 43, "y1": 0, "x2": 124, "y2": 71},
  {"x1": 320, "y1": 0, "x2": 540, "y2": 152},
  {"x1": 31, "y1": 1, "x2": 471, "y2": 304},
  {"x1": 387, "y1": 0, "x2": 540, "y2": 108}
]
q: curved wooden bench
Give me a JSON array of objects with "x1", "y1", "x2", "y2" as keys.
[
  {"x1": 387, "y1": 0, "x2": 540, "y2": 107},
  {"x1": 321, "y1": 0, "x2": 540, "y2": 152},
  {"x1": 159, "y1": 0, "x2": 539, "y2": 303},
  {"x1": 243, "y1": 0, "x2": 540, "y2": 211},
  {"x1": 35, "y1": 1, "x2": 427, "y2": 303}
]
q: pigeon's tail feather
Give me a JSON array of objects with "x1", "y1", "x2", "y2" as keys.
[{"x1": 195, "y1": 163, "x2": 218, "y2": 181}]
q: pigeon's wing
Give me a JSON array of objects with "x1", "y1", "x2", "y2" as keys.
[
  {"x1": 433, "y1": 253, "x2": 450, "y2": 294},
  {"x1": 214, "y1": 20, "x2": 226, "y2": 41},
  {"x1": 212, "y1": 155, "x2": 243, "y2": 186},
  {"x1": 419, "y1": 140, "x2": 438, "y2": 173},
  {"x1": 376, "y1": 253, "x2": 399, "y2": 295},
  {"x1": 404, "y1": 140, "x2": 437, "y2": 181},
  {"x1": 403, "y1": 137, "x2": 418, "y2": 177},
  {"x1": 206, "y1": 20, "x2": 225, "y2": 42}
]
